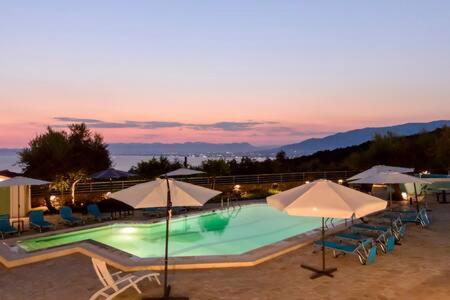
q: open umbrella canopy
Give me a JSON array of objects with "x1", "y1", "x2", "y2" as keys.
[
  {"x1": 0, "y1": 169, "x2": 22, "y2": 178},
  {"x1": 0, "y1": 176, "x2": 50, "y2": 187},
  {"x1": 90, "y1": 168, "x2": 133, "y2": 180},
  {"x1": 267, "y1": 179, "x2": 387, "y2": 219},
  {"x1": 347, "y1": 165, "x2": 414, "y2": 181},
  {"x1": 110, "y1": 178, "x2": 221, "y2": 209},
  {"x1": 163, "y1": 168, "x2": 205, "y2": 177},
  {"x1": 351, "y1": 172, "x2": 430, "y2": 185}
]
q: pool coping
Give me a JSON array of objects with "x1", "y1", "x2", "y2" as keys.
[{"x1": 0, "y1": 204, "x2": 351, "y2": 271}]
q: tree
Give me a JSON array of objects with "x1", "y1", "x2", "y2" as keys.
[
  {"x1": 129, "y1": 156, "x2": 182, "y2": 178},
  {"x1": 200, "y1": 159, "x2": 230, "y2": 176},
  {"x1": 68, "y1": 170, "x2": 87, "y2": 204},
  {"x1": 19, "y1": 123, "x2": 112, "y2": 208}
]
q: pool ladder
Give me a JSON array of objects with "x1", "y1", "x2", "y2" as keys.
[{"x1": 220, "y1": 194, "x2": 241, "y2": 209}]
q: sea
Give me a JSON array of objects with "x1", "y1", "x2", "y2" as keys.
[{"x1": 0, "y1": 154, "x2": 268, "y2": 173}]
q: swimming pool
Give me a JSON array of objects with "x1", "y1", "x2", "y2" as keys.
[{"x1": 18, "y1": 204, "x2": 325, "y2": 258}]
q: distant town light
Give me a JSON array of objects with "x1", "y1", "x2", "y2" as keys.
[
  {"x1": 401, "y1": 192, "x2": 408, "y2": 200},
  {"x1": 338, "y1": 179, "x2": 344, "y2": 184},
  {"x1": 305, "y1": 181, "x2": 310, "y2": 184}
]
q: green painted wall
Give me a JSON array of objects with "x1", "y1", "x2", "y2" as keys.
[{"x1": 0, "y1": 187, "x2": 10, "y2": 215}]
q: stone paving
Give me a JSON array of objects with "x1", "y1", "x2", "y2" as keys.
[{"x1": 1, "y1": 200, "x2": 449, "y2": 300}]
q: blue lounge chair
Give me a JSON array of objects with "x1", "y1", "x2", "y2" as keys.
[
  {"x1": 384, "y1": 208, "x2": 429, "y2": 228},
  {"x1": 352, "y1": 219, "x2": 405, "y2": 243},
  {"x1": 142, "y1": 207, "x2": 164, "y2": 217},
  {"x1": 60, "y1": 206, "x2": 82, "y2": 225},
  {"x1": 172, "y1": 207, "x2": 188, "y2": 214},
  {"x1": 336, "y1": 231, "x2": 395, "y2": 254},
  {"x1": 87, "y1": 204, "x2": 110, "y2": 222},
  {"x1": 314, "y1": 238, "x2": 376, "y2": 265},
  {"x1": 29, "y1": 211, "x2": 54, "y2": 232},
  {"x1": 0, "y1": 217, "x2": 18, "y2": 239},
  {"x1": 403, "y1": 208, "x2": 430, "y2": 227}
]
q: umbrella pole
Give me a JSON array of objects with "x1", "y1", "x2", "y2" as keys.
[
  {"x1": 389, "y1": 184, "x2": 392, "y2": 209},
  {"x1": 321, "y1": 217, "x2": 325, "y2": 272},
  {"x1": 413, "y1": 183, "x2": 419, "y2": 212},
  {"x1": 17, "y1": 186, "x2": 20, "y2": 232},
  {"x1": 300, "y1": 217, "x2": 337, "y2": 279},
  {"x1": 163, "y1": 177, "x2": 172, "y2": 299}
]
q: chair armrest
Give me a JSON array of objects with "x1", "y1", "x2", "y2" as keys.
[{"x1": 111, "y1": 271, "x2": 123, "y2": 279}]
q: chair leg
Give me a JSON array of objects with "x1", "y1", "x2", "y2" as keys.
[
  {"x1": 153, "y1": 275, "x2": 161, "y2": 285},
  {"x1": 131, "y1": 281, "x2": 142, "y2": 294}
]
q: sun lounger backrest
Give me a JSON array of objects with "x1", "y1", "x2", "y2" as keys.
[
  {"x1": 419, "y1": 208, "x2": 430, "y2": 226},
  {"x1": 87, "y1": 204, "x2": 100, "y2": 217},
  {"x1": 60, "y1": 207, "x2": 72, "y2": 219},
  {"x1": 0, "y1": 218, "x2": 11, "y2": 229},
  {"x1": 29, "y1": 211, "x2": 44, "y2": 223},
  {"x1": 91, "y1": 258, "x2": 119, "y2": 291}
]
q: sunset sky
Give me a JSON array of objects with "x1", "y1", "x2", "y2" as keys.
[{"x1": 1, "y1": 1, "x2": 449, "y2": 147}]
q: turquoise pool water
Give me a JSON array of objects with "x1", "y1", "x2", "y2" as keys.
[{"x1": 18, "y1": 204, "x2": 324, "y2": 258}]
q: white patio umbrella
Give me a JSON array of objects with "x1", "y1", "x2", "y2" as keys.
[
  {"x1": 267, "y1": 179, "x2": 386, "y2": 279},
  {"x1": 164, "y1": 168, "x2": 205, "y2": 177},
  {"x1": 347, "y1": 165, "x2": 414, "y2": 181},
  {"x1": 352, "y1": 172, "x2": 430, "y2": 210},
  {"x1": 110, "y1": 178, "x2": 221, "y2": 299},
  {"x1": 0, "y1": 176, "x2": 50, "y2": 231}
]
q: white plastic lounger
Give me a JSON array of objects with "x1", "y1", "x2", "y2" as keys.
[{"x1": 90, "y1": 257, "x2": 160, "y2": 300}]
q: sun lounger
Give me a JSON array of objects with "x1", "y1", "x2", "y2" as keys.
[
  {"x1": 352, "y1": 217, "x2": 406, "y2": 243},
  {"x1": 90, "y1": 257, "x2": 160, "y2": 300},
  {"x1": 172, "y1": 207, "x2": 188, "y2": 214},
  {"x1": 142, "y1": 207, "x2": 164, "y2": 218},
  {"x1": 383, "y1": 208, "x2": 430, "y2": 228},
  {"x1": 314, "y1": 238, "x2": 376, "y2": 265},
  {"x1": 336, "y1": 231, "x2": 395, "y2": 254},
  {"x1": 87, "y1": 204, "x2": 111, "y2": 222},
  {"x1": 60, "y1": 206, "x2": 83, "y2": 225},
  {"x1": 29, "y1": 211, "x2": 54, "y2": 232},
  {"x1": 0, "y1": 217, "x2": 18, "y2": 239}
]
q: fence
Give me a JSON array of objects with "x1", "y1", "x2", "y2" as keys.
[{"x1": 31, "y1": 170, "x2": 359, "y2": 197}]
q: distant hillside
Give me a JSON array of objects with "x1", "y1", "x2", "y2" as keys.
[
  {"x1": 269, "y1": 120, "x2": 450, "y2": 156},
  {"x1": 108, "y1": 142, "x2": 262, "y2": 155},
  {"x1": 0, "y1": 148, "x2": 21, "y2": 156},
  {"x1": 198, "y1": 127, "x2": 450, "y2": 176}
]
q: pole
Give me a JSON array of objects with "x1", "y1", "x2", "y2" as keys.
[
  {"x1": 163, "y1": 177, "x2": 172, "y2": 299},
  {"x1": 17, "y1": 186, "x2": 20, "y2": 232},
  {"x1": 389, "y1": 184, "x2": 392, "y2": 209},
  {"x1": 413, "y1": 183, "x2": 419, "y2": 212},
  {"x1": 321, "y1": 217, "x2": 325, "y2": 272}
]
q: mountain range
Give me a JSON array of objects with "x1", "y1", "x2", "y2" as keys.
[{"x1": 269, "y1": 120, "x2": 450, "y2": 156}]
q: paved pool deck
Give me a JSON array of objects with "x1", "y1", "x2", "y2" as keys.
[{"x1": 1, "y1": 197, "x2": 449, "y2": 299}]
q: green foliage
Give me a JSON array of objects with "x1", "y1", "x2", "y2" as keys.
[
  {"x1": 201, "y1": 159, "x2": 231, "y2": 176},
  {"x1": 19, "y1": 123, "x2": 112, "y2": 180},
  {"x1": 129, "y1": 156, "x2": 183, "y2": 178}
]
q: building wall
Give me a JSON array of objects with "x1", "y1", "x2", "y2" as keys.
[{"x1": 0, "y1": 187, "x2": 10, "y2": 215}]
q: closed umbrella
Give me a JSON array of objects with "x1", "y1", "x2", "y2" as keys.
[
  {"x1": 351, "y1": 172, "x2": 430, "y2": 210},
  {"x1": 267, "y1": 179, "x2": 386, "y2": 279},
  {"x1": 110, "y1": 178, "x2": 221, "y2": 299},
  {"x1": 0, "y1": 176, "x2": 50, "y2": 231},
  {"x1": 347, "y1": 165, "x2": 414, "y2": 181}
]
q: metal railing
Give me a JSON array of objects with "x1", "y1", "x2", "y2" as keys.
[{"x1": 31, "y1": 170, "x2": 358, "y2": 197}]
